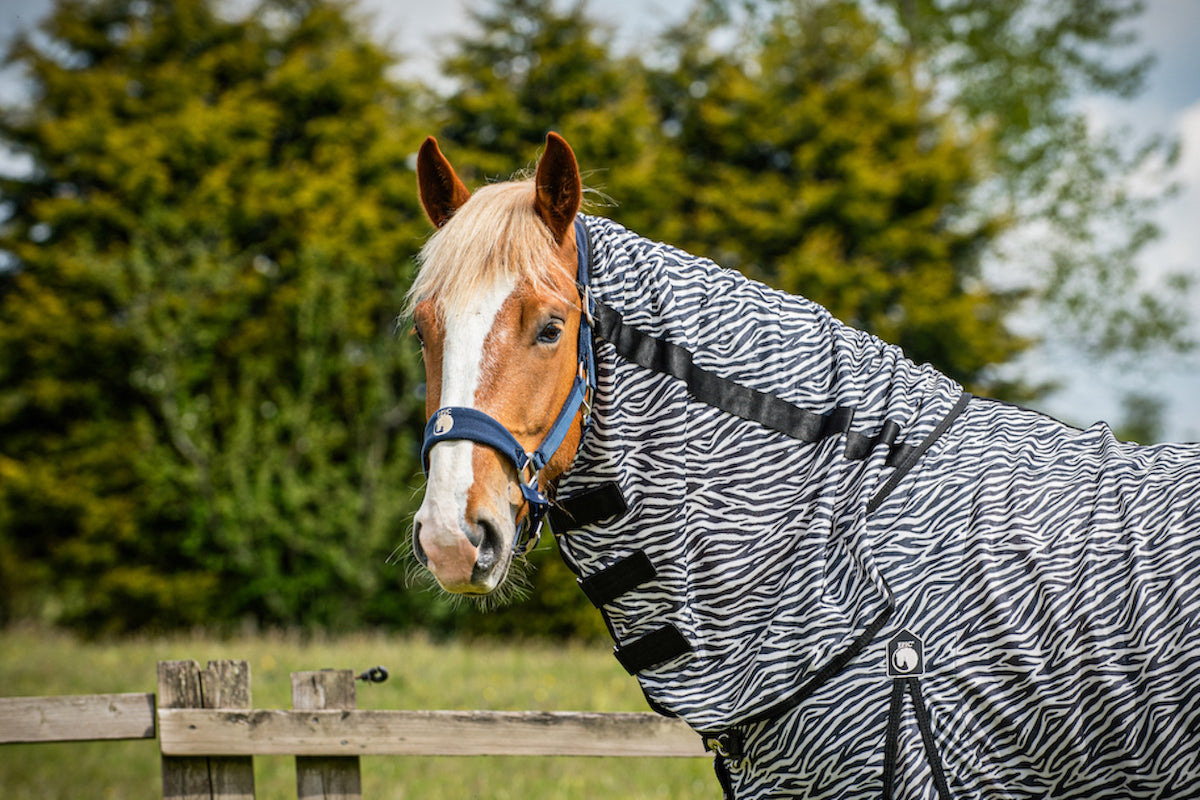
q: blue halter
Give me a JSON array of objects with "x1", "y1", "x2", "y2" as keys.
[{"x1": 420, "y1": 217, "x2": 597, "y2": 556}]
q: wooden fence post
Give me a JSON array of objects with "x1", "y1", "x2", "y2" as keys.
[
  {"x1": 291, "y1": 670, "x2": 362, "y2": 800},
  {"x1": 158, "y1": 660, "x2": 256, "y2": 800}
]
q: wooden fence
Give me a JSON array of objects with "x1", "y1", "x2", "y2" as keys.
[{"x1": 0, "y1": 659, "x2": 707, "y2": 799}]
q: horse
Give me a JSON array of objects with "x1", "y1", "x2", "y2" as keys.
[{"x1": 408, "y1": 132, "x2": 1200, "y2": 799}]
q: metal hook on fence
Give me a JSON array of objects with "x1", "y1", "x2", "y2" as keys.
[{"x1": 356, "y1": 665, "x2": 389, "y2": 684}]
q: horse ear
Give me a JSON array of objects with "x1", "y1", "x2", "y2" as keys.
[
  {"x1": 534, "y1": 132, "x2": 582, "y2": 243},
  {"x1": 417, "y1": 136, "x2": 471, "y2": 228}
]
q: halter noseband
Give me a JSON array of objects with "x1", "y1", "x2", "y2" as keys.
[{"x1": 420, "y1": 217, "x2": 597, "y2": 556}]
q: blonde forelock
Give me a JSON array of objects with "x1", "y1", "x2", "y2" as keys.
[{"x1": 407, "y1": 180, "x2": 562, "y2": 318}]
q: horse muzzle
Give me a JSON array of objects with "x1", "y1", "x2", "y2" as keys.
[{"x1": 412, "y1": 513, "x2": 510, "y2": 594}]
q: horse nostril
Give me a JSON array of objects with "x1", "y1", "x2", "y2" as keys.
[
  {"x1": 464, "y1": 521, "x2": 483, "y2": 548},
  {"x1": 412, "y1": 523, "x2": 429, "y2": 567},
  {"x1": 474, "y1": 519, "x2": 503, "y2": 572}
]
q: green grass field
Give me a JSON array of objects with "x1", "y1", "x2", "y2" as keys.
[{"x1": 0, "y1": 626, "x2": 718, "y2": 799}]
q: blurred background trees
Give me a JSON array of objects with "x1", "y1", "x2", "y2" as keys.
[
  {"x1": 0, "y1": 0, "x2": 432, "y2": 632},
  {"x1": 0, "y1": 0, "x2": 1190, "y2": 637}
]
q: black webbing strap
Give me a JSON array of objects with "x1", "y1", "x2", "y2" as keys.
[
  {"x1": 592, "y1": 300, "x2": 920, "y2": 464},
  {"x1": 882, "y1": 677, "x2": 951, "y2": 800},
  {"x1": 848, "y1": 419, "x2": 900, "y2": 460},
  {"x1": 578, "y1": 551, "x2": 657, "y2": 608},
  {"x1": 548, "y1": 481, "x2": 628, "y2": 535},
  {"x1": 613, "y1": 623, "x2": 692, "y2": 675},
  {"x1": 867, "y1": 391, "x2": 972, "y2": 515},
  {"x1": 885, "y1": 443, "x2": 915, "y2": 468}
]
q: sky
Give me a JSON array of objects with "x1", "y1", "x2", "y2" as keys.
[{"x1": 1, "y1": 0, "x2": 1198, "y2": 441}]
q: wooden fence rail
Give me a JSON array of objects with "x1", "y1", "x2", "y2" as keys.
[{"x1": 0, "y1": 659, "x2": 707, "y2": 799}]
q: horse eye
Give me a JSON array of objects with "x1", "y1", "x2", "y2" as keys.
[
  {"x1": 537, "y1": 322, "x2": 563, "y2": 345},
  {"x1": 411, "y1": 325, "x2": 425, "y2": 348}
]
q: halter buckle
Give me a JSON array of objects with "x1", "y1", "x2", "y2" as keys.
[
  {"x1": 578, "y1": 285, "x2": 596, "y2": 327},
  {"x1": 513, "y1": 521, "x2": 543, "y2": 557},
  {"x1": 581, "y1": 383, "x2": 595, "y2": 426}
]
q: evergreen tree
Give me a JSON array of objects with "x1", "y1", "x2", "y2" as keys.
[
  {"x1": 435, "y1": 0, "x2": 660, "y2": 204},
  {"x1": 645, "y1": 0, "x2": 1026, "y2": 394},
  {"x1": 0, "y1": 0, "x2": 435, "y2": 631}
]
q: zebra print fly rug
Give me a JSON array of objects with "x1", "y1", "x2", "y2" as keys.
[{"x1": 549, "y1": 214, "x2": 1200, "y2": 799}]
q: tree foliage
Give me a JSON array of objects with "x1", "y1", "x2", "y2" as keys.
[
  {"x1": 877, "y1": 0, "x2": 1193, "y2": 357},
  {"x1": 0, "y1": 0, "x2": 1189, "y2": 636},
  {"x1": 433, "y1": 0, "x2": 661, "y2": 209},
  {"x1": 0, "y1": 0, "x2": 435, "y2": 632},
  {"x1": 639, "y1": 0, "x2": 1026, "y2": 391}
]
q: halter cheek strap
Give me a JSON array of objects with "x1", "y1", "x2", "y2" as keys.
[{"x1": 420, "y1": 217, "x2": 597, "y2": 556}]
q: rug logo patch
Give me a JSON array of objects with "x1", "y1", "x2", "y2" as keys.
[
  {"x1": 887, "y1": 628, "x2": 925, "y2": 677},
  {"x1": 434, "y1": 409, "x2": 454, "y2": 435}
]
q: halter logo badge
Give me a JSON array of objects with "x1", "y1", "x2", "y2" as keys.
[
  {"x1": 886, "y1": 628, "x2": 925, "y2": 677},
  {"x1": 434, "y1": 409, "x2": 454, "y2": 436}
]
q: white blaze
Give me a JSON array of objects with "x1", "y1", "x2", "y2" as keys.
[{"x1": 415, "y1": 275, "x2": 517, "y2": 552}]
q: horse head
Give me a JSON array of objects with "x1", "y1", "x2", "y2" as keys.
[{"x1": 409, "y1": 132, "x2": 588, "y2": 595}]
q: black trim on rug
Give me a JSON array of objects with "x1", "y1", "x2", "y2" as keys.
[{"x1": 592, "y1": 300, "x2": 919, "y2": 466}]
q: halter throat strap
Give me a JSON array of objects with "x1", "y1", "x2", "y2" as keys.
[{"x1": 420, "y1": 217, "x2": 597, "y2": 555}]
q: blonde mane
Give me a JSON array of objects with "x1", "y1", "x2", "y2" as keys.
[{"x1": 407, "y1": 180, "x2": 560, "y2": 317}]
